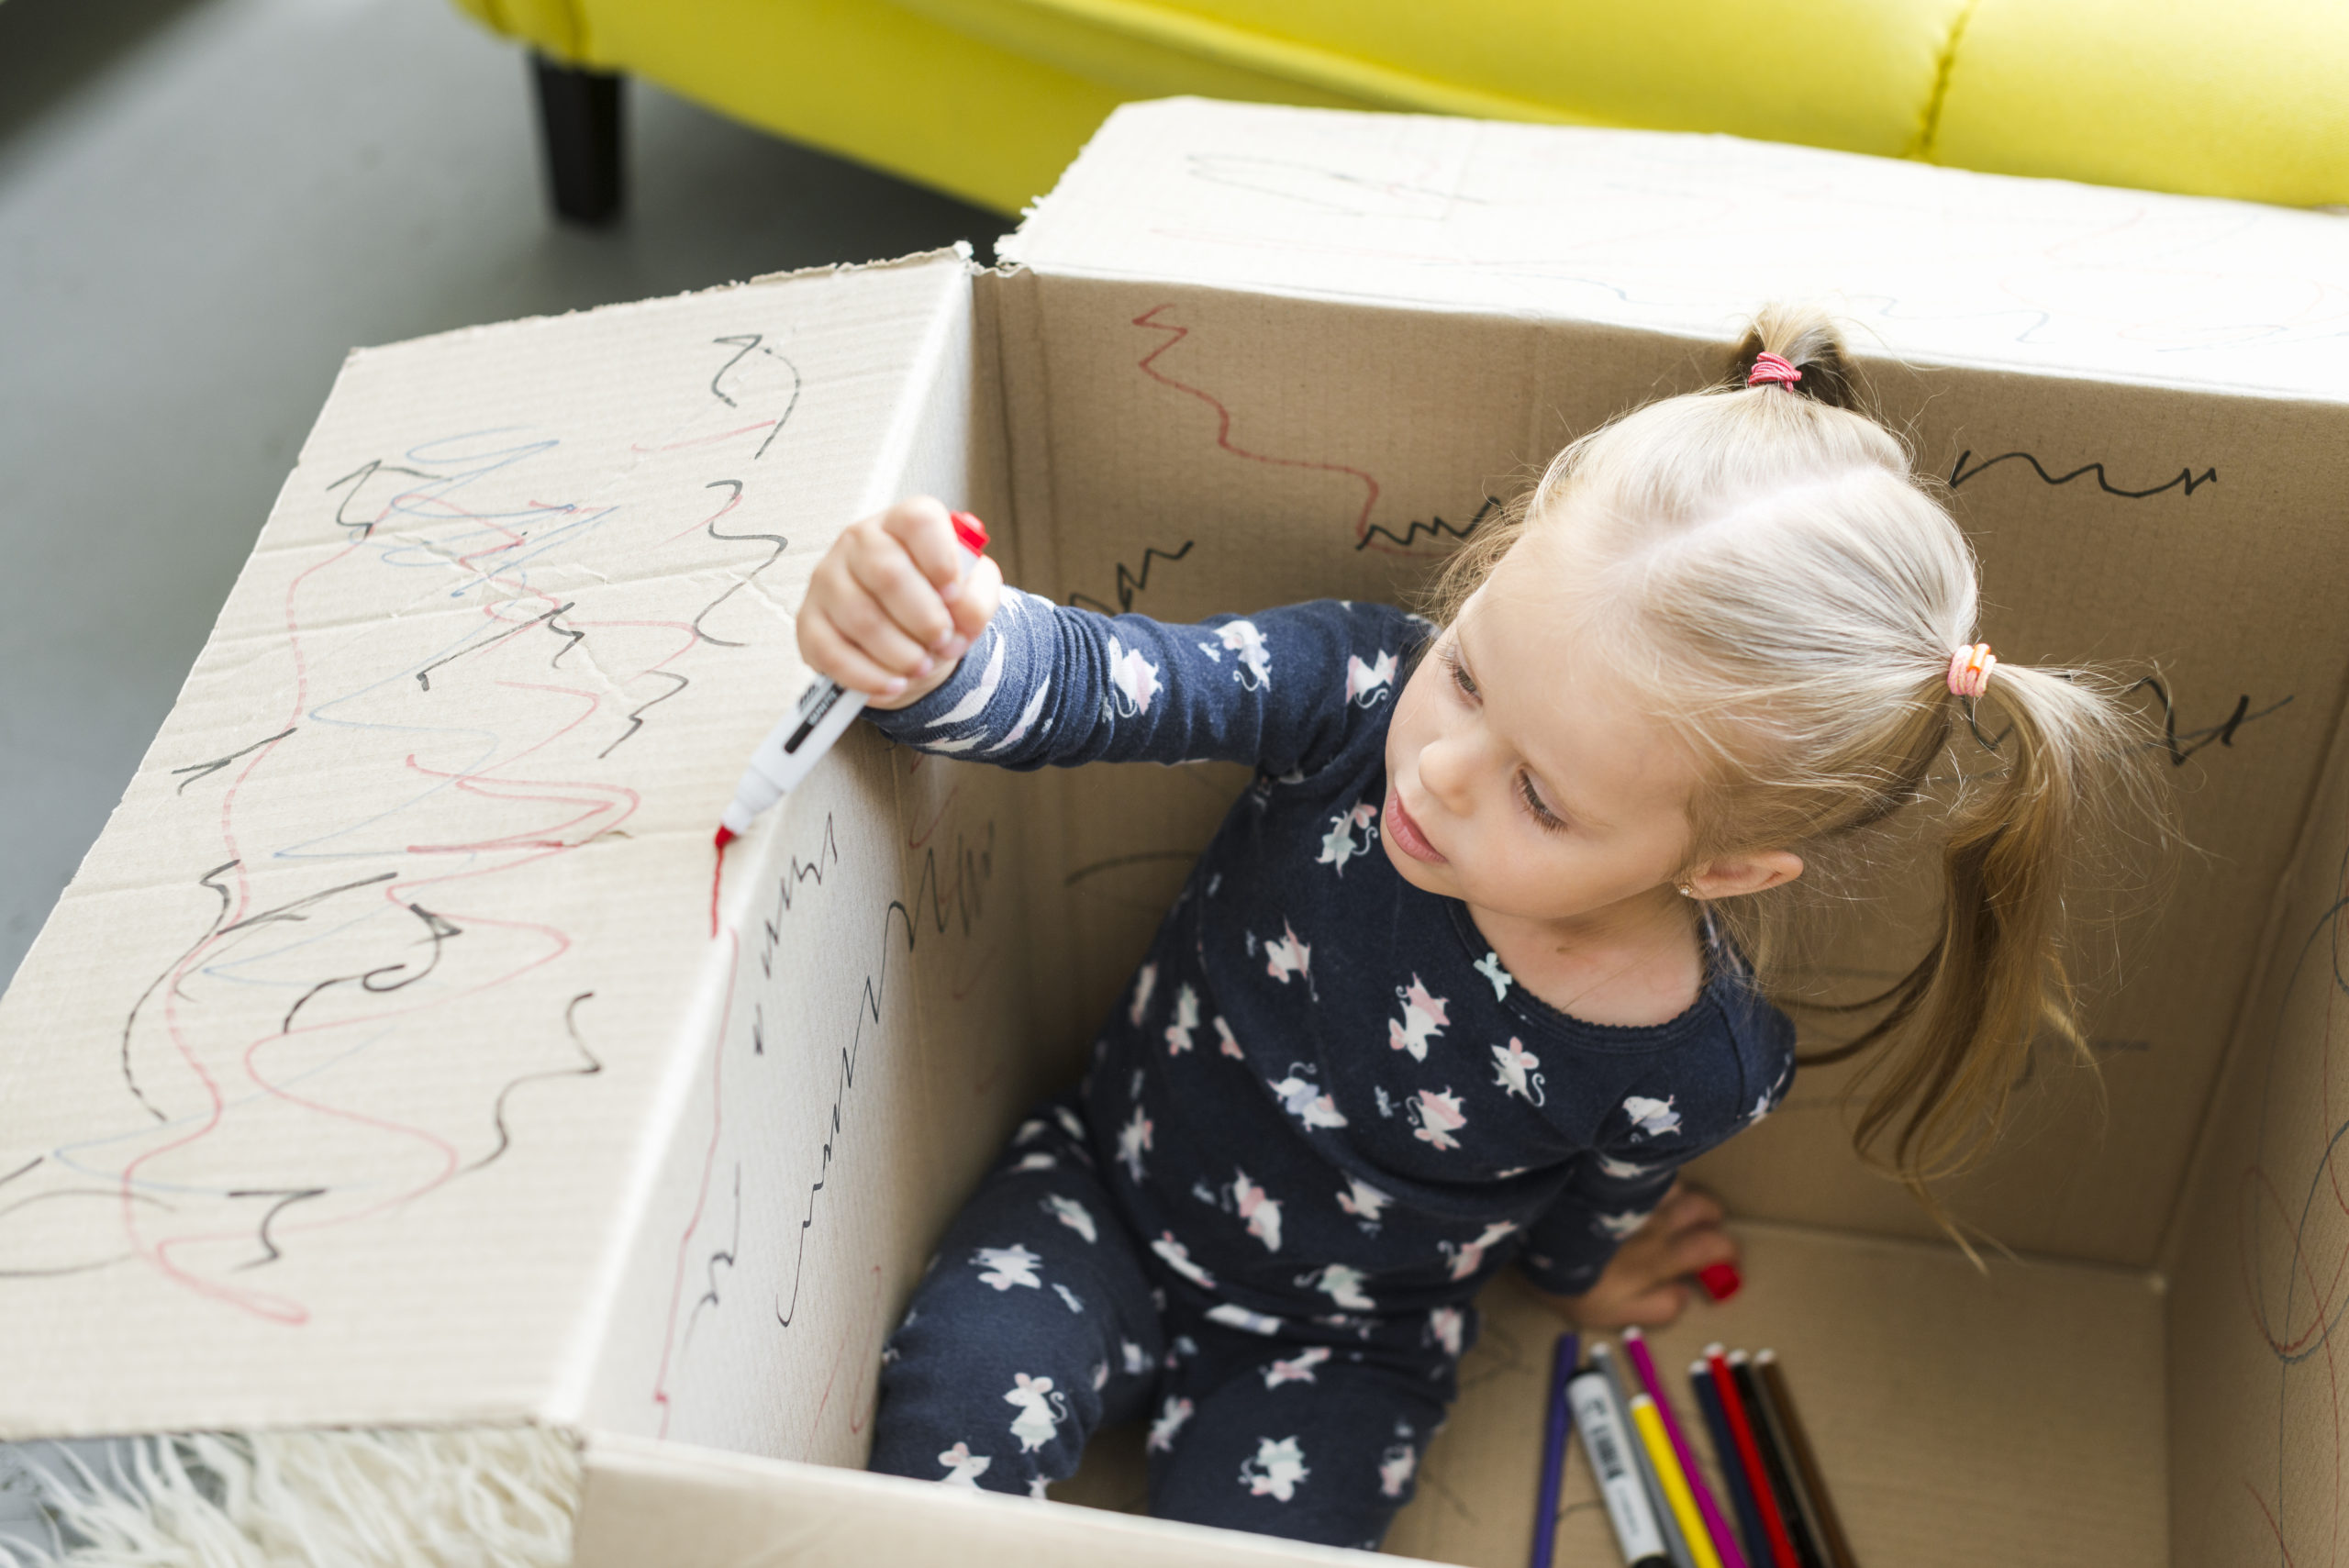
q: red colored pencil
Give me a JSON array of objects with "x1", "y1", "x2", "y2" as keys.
[{"x1": 1705, "y1": 1343, "x2": 1800, "y2": 1568}]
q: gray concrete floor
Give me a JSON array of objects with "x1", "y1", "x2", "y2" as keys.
[{"x1": 0, "y1": 0, "x2": 1001, "y2": 995}]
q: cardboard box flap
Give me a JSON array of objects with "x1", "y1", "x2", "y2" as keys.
[
  {"x1": 1004, "y1": 99, "x2": 2349, "y2": 402},
  {"x1": 0, "y1": 252, "x2": 979, "y2": 1440}
]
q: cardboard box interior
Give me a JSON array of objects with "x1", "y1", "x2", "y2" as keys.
[{"x1": 4, "y1": 99, "x2": 2348, "y2": 1568}]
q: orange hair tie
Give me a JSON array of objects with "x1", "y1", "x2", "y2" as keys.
[{"x1": 1947, "y1": 642, "x2": 1997, "y2": 698}]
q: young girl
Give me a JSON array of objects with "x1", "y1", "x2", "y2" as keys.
[{"x1": 799, "y1": 310, "x2": 2160, "y2": 1548}]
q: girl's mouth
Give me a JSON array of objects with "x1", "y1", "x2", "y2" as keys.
[{"x1": 1384, "y1": 788, "x2": 1449, "y2": 865}]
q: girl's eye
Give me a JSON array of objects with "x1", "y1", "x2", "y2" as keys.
[
  {"x1": 1444, "y1": 646, "x2": 1479, "y2": 700},
  {"x1": 1518, "y1": 771, "x2": 1565, "y2": 832}
]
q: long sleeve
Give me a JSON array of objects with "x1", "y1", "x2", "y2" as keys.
[
  {"x1": 1516, "y1": 1046, "x2": 1791, "y2": 1296},
  {"x1": 863, "y1": 588, "x2": 1421, "y2": 780}
]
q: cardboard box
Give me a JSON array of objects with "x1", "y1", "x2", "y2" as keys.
[{"x1": 4, "y1": 98, "x2": 2347, "y2": 1567}]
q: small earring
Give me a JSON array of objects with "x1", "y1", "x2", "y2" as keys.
[{"x1": 1675, "y1": 883, "x2": 1698, "y2": 898}]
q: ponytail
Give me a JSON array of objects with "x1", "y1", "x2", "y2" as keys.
[{"x1": 1813, "y1": 662, "x2": 2169, "y2": 1230}]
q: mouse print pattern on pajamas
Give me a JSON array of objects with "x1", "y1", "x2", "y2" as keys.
[{"x1": 863, "y1": 593, "x2": 1794, "y2": 1545}]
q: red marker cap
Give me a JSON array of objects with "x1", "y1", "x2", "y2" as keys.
[
  {"x1": 1698, "y1": 1261, "x2": 1742, "y2": 1303},
  {"x1": 950, "y1": 510, "x2": 990, "y2": 556}
]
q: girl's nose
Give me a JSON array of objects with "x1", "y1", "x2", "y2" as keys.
[{"x1": 1418, "y1": 734, "x2": 1475, "y2": 810}]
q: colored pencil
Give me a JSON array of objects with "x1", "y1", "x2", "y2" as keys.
[
  {"x1": 1755, "y1": 1351, "x2": 1856, "y2": 1568},
  {"x1": 1623, "y1": 1328, "x2": 1747, "y2": 1568},
  {"x1": 1530, "y1": 1332, "x2": 1579, "y2": 1568},
  {"x1": 1730, "y1": 1352, "x2": 1822, "y2": 1568},
  {"x1": 1631, "y1": 1393, "x2": 1723, "y2": 1568},
  {"x1": 1704, "y1": 1343, "x2": 1801, "y2": 1568},
  {"x1": 1597, "y1": 1342, "x2": 1695, "y2": 1568},
  {"x1": 1692, "y1": 1361, "x2": 1768, "y2": 1565}
]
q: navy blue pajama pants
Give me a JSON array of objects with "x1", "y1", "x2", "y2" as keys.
[{"x1": 868, "y1": 1100, "x2": 1461, "y2": 1550}]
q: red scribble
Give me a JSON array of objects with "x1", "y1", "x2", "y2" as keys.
[
  {"x1": 629, "y1": 418, "x2": 778, "y2": 456},
  {"x1": 1130, "y1": 304, "x2": 1389, "y2": 551},
  {"x1": 710, "y1": 832, "x2": 729, "y2": 940},
  {"x1": 906, "y1": 781, "x2": 963, "y2": 851},
  {"x1": 652, "y1": 929, "x2": 742, "y2": 1438},
  {"x1": 810, "y1": 1263, "x2": 887, "y2": 1441}
]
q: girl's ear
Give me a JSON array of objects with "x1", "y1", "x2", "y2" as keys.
[{"x1": 1684, "y1": 850, "x2": 1805, "y2": 901}]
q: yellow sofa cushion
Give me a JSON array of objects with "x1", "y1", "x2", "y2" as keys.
[{"x1": 453, "y1": 0, "x2": 2349, "y2": 213}]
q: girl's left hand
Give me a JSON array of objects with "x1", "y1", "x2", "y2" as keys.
[{"x1": 1542, "y1": 1183, "x2": 1738, "y2": 1330}]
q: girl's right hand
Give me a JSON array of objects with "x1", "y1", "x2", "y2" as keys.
[{"x1": 796, "y1": 495, "x2": 1004, "y2": 711}]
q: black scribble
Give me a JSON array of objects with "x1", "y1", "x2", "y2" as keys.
[
  {"x1": 326, "y1": 459, "x2": 449, "y2": 537},
  {"x1": 121, "y1": 864, "x2": 397, "y2": 1121},
  {"x1": 465, "y1": 991, "x2": 605, "y2": 1174},
  {"x1": 1948, "y1": 449, "x2": 2218, "y2": 498},
  {"x1": 2127, "y1": 678, "x2": 2294, "y2": 767},
  {"x1": 1069, "y1": 540, "x2": 1196, "y2": 615},
  {"x1": 692, "y1": 479, "x2": 790, "y2": 649},
  {"x1": 708, "y1": 335, "x2": 804, "y2": 460},
  {"x1": 1063, "y1": 850, "x2": 1202, "y2": 887},
  {"x1": 171, "y1": 728, "x2": 297, "y2": 795},
  {"x1": 599, "y1": 668, "x2": 690, "y2": 759},
  {"x1": 1959, "y1": 673, "x2": 2289, "y2": 766},
  {"x1": 776, "y1": 818, "x2": 995, "y2": 1329},
  {"x1": 226, "y1": 1187, "x2": 327, "y2": 1271},
  {"x1": 1355, "y1": 496, "x2": 1498, "y2": 552},
  {"x1": 415, "y1": 600, "x2": 576, "y2": 691},
  {"x1": 0, "y1": 1188, "x2": 172, "y2": 1279},
  {"x1": 545, "y1": 604, "x2": 585, "y2": 667},
  {"x1": 281, "y1": 901, "x2": 461, "y2": 1032},
  {"x1": 682, "y1": 1162, "x2": 742, "y2": 1354},
  {"x1": 757, "y1": 816, "x2": 844, "y2": 982}
]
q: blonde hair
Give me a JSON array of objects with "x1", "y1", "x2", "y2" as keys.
[{"x1": 1429, "y1": 306, "x2": 2172, "y2": 1233}]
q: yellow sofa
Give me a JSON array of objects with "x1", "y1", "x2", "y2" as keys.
[{"x1": 451, "y1": 0, "x2": 2349, "y2": 218}]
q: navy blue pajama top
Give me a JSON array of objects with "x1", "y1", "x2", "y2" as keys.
[{"x1": 867, "y1": 591, "x2": 1794, "y2": 1320}]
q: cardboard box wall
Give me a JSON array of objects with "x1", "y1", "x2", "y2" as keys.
[{"x1": 2, "y1": 98, "x2": 2346, "y2": 1567}]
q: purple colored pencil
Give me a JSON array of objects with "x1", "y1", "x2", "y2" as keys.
[
  {"x1": 1621, "y1": 1328, "x2": 1747, "y2": 1568},
  {"x1": 1530, "y1": 1330, "x2": 1579, "y2": 1568}
]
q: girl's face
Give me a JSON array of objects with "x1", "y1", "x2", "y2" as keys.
[{"x1": 1382, "y1": 532, "x2": 1707, "y2": 928}]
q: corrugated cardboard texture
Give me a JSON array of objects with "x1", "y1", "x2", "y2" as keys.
[
  {"x1": 0, "y1": 253, "x2": 1019, "y2": 1442},
  {"x1": 997, "y1": 101, "x2": 2349, "y2": 1264},
  {"x1": 2164, "y1": 707, "x2": 2349, "y2": 1567},
  {"x1": 1044, "y1": 1223, "x2": 2167, "y2": 1568}
]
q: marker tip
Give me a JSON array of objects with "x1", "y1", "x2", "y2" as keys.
[{"x1": 713, "y1": 825, "x2": 736, "y2": 851}]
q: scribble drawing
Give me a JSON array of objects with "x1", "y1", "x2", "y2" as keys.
[
  {"x1": 1, "y1": 317, "x2": 815, "y2": 1326},
  {"x1": 1068, "y1": 541, "x2": 1196, "y2": 616},
  {"x1": 1946, "y1": 448, "x2": 2218, "y2": 499},
  {"x1": 2236, "y1": 836, "x2": 2349, "y2": 1561},
  {"x1": 1130, "y1": 305, "x2": 1386, "y2": 550},
  {"x1": 1354, "y1": 497, "x2": 1498, "y2": 554}
]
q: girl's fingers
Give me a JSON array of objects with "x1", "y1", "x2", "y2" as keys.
[
  {"x1": 948, "y1": 555, "x2": 1003, "y2": 640},
  {"x1": 800, "y1": 613, "x2": 908, "y2": 700},
  {"x1": 829, "y1": 587, "x2": 939, "y2": 677},
  {"x1": 880, "y1": 496, "x2": 968, "y2": 598},
  {"x1": 847, "y1": 524, "x2": 958, "y2": 653}
]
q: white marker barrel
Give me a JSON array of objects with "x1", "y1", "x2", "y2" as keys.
[
  {"x1": 1569, "y1": 1368, "x2": 1672, "y2": 1568},
  {"x1": 719, "y1": 510, "x2": 989, "y2": 838}
]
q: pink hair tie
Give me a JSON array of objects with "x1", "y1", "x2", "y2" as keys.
[
  {"x1": 1947, "y1": 642, "x2": 1997, "y2": 698},
  {"x1": 1747, "y1": 352, "x2": 1802, "y2": 389}
]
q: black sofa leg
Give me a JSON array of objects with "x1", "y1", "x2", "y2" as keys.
[{"x1": 531, "y1": 53, "x2": 624, "y2": 225}]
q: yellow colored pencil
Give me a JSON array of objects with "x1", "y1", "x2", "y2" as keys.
[{"x1": 1631, "y1": 1392, "x2": 1723, "y2": 1568}]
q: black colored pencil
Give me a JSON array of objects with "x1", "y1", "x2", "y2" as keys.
[
  {"x1": 1691, "y1": 1361, "x2": 1766, "y2": 1565},
  {"x1": 1730, "y1": 1351, "x2": 1825, "y2": 1568}
]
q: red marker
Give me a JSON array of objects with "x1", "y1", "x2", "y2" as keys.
[
  {"x1": 712, "y1": 510, "x2": 990, "y2": 855},
  {"x1": 1698, "y1": 1261, "x2": 1743, "y2": 1303}
]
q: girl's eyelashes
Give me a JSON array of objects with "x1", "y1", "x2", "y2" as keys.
[
  {"x1": 1517, "y1": 770, "x2": 1566, "y2": 832},
  {"x1": 1443, "y1": 644, "x2": 1480, "y2": 700}
]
